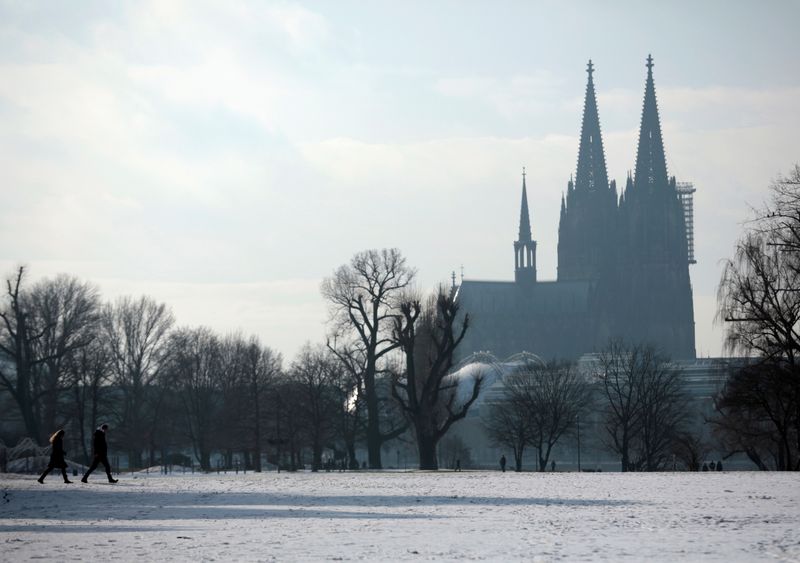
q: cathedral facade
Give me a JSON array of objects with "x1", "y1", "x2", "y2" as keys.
[{"x1": 456, "y1": 56, "x2": 696, "y2": 361}]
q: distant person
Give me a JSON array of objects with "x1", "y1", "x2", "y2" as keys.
[
  {"x1": 551, "y1": 460, "x2": 556, "y2": 472},
  {"x1": 709, "y1": 460, "x2": 716, "y2": 471},
  {"x1": 500, "y1": 455, "x2": 507, "y2": 472},
  {"x1": 701, "y1": 462, "x2": 709, "y2": 472},
  {"x1": 38, "y1": 429, "x2": 72, "y2": 484},
  {"x1": 716, "y1": 460, "x2": 723, "y2": 471},
  {"x1": 455, "y1": 459, "x2": 461, "y2": 472},
  {"x1": 81, "y1": 424, "x2": 118, "y2": 484}
]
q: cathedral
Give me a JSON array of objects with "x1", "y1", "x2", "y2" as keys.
[{"x1": 455, "y1": 56, "x2": 696, "y2": 361}]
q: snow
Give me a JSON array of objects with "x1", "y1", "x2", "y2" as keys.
[{"x1": 1, "y1": 471, "x2": 798, "y2": 561}]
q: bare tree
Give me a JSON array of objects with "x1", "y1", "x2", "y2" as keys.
[
  {"x1": 392, "y1": 290, "x2": 482, "y2": 470},
  {"x1": 0, "y1": 267, "x2": 100, "y2": 443},
  {"x1": 28, "y1": 274, "x2": 101, "y2": 438},
  {"x1": 103, "y1": 295, "x2": 174, "y2": 469},
  {"x1": 482, "y1": 372, "x2": 534, "y2": 472},
  {"x1": 597, "y1": 341, "x2": 688, "y2": 471},
  {"x1": 241, "y1": 336, "x2": 281, "y2": 472},
  {"x1": 327, "y1": 343, "x2": 365, "y2": 469},
  {"x1": 523, "y1": 360, "x2": 592, "y2": 472},
  {"x1": 321, "y1": 248, "x2": 415, "y2": 468},
  {"x1": 637, "y1": 360, "x2": 688, "y2": 471},
  {"x1": 168, "y1": 327, "x2": 222, "y2": 471},
  {"x1": 713, "y1": 362, "x2": 796, "y2": 470},
  {"x1": 716, "y1": 165, "x2": 800, "y2": 470},
  {"x1": 64, "y1": 338, "x2": 110, "y2": 464},
  {"x1": 597, "y1": 340, "x2": 645, "y2": 472},
  {"x1": 289, "y1": 344, "x2": 340, "y2": 471},
  {"x1": 672, "y1": 431, "x2": 710, "y2": 471}
]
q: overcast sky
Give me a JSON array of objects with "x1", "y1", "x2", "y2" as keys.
[{"x1": 1, "y1": 1, "x2": 798, "y2": 360}]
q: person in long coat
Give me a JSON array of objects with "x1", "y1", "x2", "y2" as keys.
[
  {"x1": 81, "y1": 423, "x2": 118, "y2": 483},
  {"x1": 38, "y1": 429, "x2": 72, "y2": 484}
]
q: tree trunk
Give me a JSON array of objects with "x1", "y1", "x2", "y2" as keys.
[
  {"x1": 347, "y1": 442, "x2": 358, "y2": 469},
  {"x1": 514, "y1": 446, "x2": 523, "y2": 472},
  {"x1": 417, "y1": 429, "x2": 438, "y2": 470},
  {"x1": 621, "y1": 433, "x2": 630, "y2": 472},
  {"x1": 312, "y1": 440, "x2": 322, "y2": 472},
  {"x1": 253, "y1": 378, "x2": 262, "y2": 472},
  {"x1": 365, "y1": 366, "x2": 382, "y2": 469}
]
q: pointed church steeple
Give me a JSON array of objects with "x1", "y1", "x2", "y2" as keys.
[
  {"x1": 634, "y1": 55, "x2": 669, "y2": 190},
  {"x1": 574, "y1": 59, "x2": 609, "y2": 193},
  {"x1": 514, "y1": 168, "x2": 536, "y2": 284},
  {"x1": 518, "y1": 167, "x2": 532, "y2": 242}
]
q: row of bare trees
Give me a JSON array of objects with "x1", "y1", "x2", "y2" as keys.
[
  {"x1": 0, "y1": 266, "x2": 389, "y2": 471},
  {"x1": 715, "y1": 165, "x2": 800, "y2": 470},
  {"x1": 2, "y1": 247, "x2": 481, "y2": 472},
  {"x1": 483, "y1": 342, "x2": 692, "y2": 473}
]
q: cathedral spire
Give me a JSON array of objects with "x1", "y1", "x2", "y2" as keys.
[
  {"x1": 634, "y1": 54, "x2": 669, "y2": 189},
  {"x1": 574, "y1": 59, "x2": 609, "y2": 193},
  {"x1": 518, "y1": 167, "x2": 532, "y2": 242},
  {"x1": 514, "y1": 167, "x2": 536, "y2": 284}
]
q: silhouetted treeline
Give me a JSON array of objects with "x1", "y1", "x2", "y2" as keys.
[{"x1": 0, "y1": 266, "x2": 394, "y2": 470}]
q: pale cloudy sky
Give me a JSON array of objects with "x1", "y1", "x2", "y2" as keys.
[{"x1": 1, "y1": 1, "x2": 798, "y2": 360}]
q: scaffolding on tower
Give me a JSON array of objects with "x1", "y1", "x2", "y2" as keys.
[{"x1": 676, "y1": 182, "x2": 696, "y2": 264}]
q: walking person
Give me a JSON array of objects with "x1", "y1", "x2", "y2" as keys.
[
  {"x1": 81, "y1": 424, "x2": 118, "y2": 484},
  {"x1": 500, "y1": 454, "x2": 507, "y2": 472},
  {"x1": 38, "y1": 429, "x2": 72, "y2": 484}
]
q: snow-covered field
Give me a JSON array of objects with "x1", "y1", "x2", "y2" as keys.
[{"x1": 1, "y1": 471, "x2": 798, "y2": 561}]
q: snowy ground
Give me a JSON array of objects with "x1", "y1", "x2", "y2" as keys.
[{"x1": 1, "y1": 471, "x2": 798, "y2": 562}]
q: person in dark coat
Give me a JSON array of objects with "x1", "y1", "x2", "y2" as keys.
[
  {"x1": 38, "y1": 429, "x2": 72, "y2": 484},
  {"x1": 500, "y1": 454, "x2": 507, "y2": 472},
  {"x1": 81, "y1": 423, "x2": 118, "y2": 483},
  {"x1": 716, "y1": 460, "x2": 723, "y2": 471}
]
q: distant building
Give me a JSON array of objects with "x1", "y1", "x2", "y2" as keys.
[
  {"x1": 449, "y1": 354, "x2": 746, "y2": 470},
  {"x1": 456, "y1": 56, "x2": 696, "y2": 360}
]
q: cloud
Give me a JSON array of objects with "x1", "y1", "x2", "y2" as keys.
[
  {"x1": 434, "y1": 71, "x2": 566, "y2": 118},
  {"x1": 300, "y1": 134, "x2": 576, "y2": 196},
  {"x1": 1, "y1": 2, "x2": 797, "y2": 360}
]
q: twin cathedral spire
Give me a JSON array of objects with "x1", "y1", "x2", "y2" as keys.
[
  {"x1": 516, "y1": 55, "x2": 680, "y2": 283},
  {"x1": 460, "y1": 55, "x2": 695, "y2": 361}
]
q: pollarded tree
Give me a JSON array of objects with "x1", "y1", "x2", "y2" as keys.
[
  {"x1": 392, "y1": 290, "x2": 482, "y2": 470},
  {"x1": 321, "y1": 248, "x2": 415, "y2": 468}
]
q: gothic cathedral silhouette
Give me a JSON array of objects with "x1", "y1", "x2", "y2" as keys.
[{"x1": 456, "y1": 56, "x2": 696, "y2": 361}]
